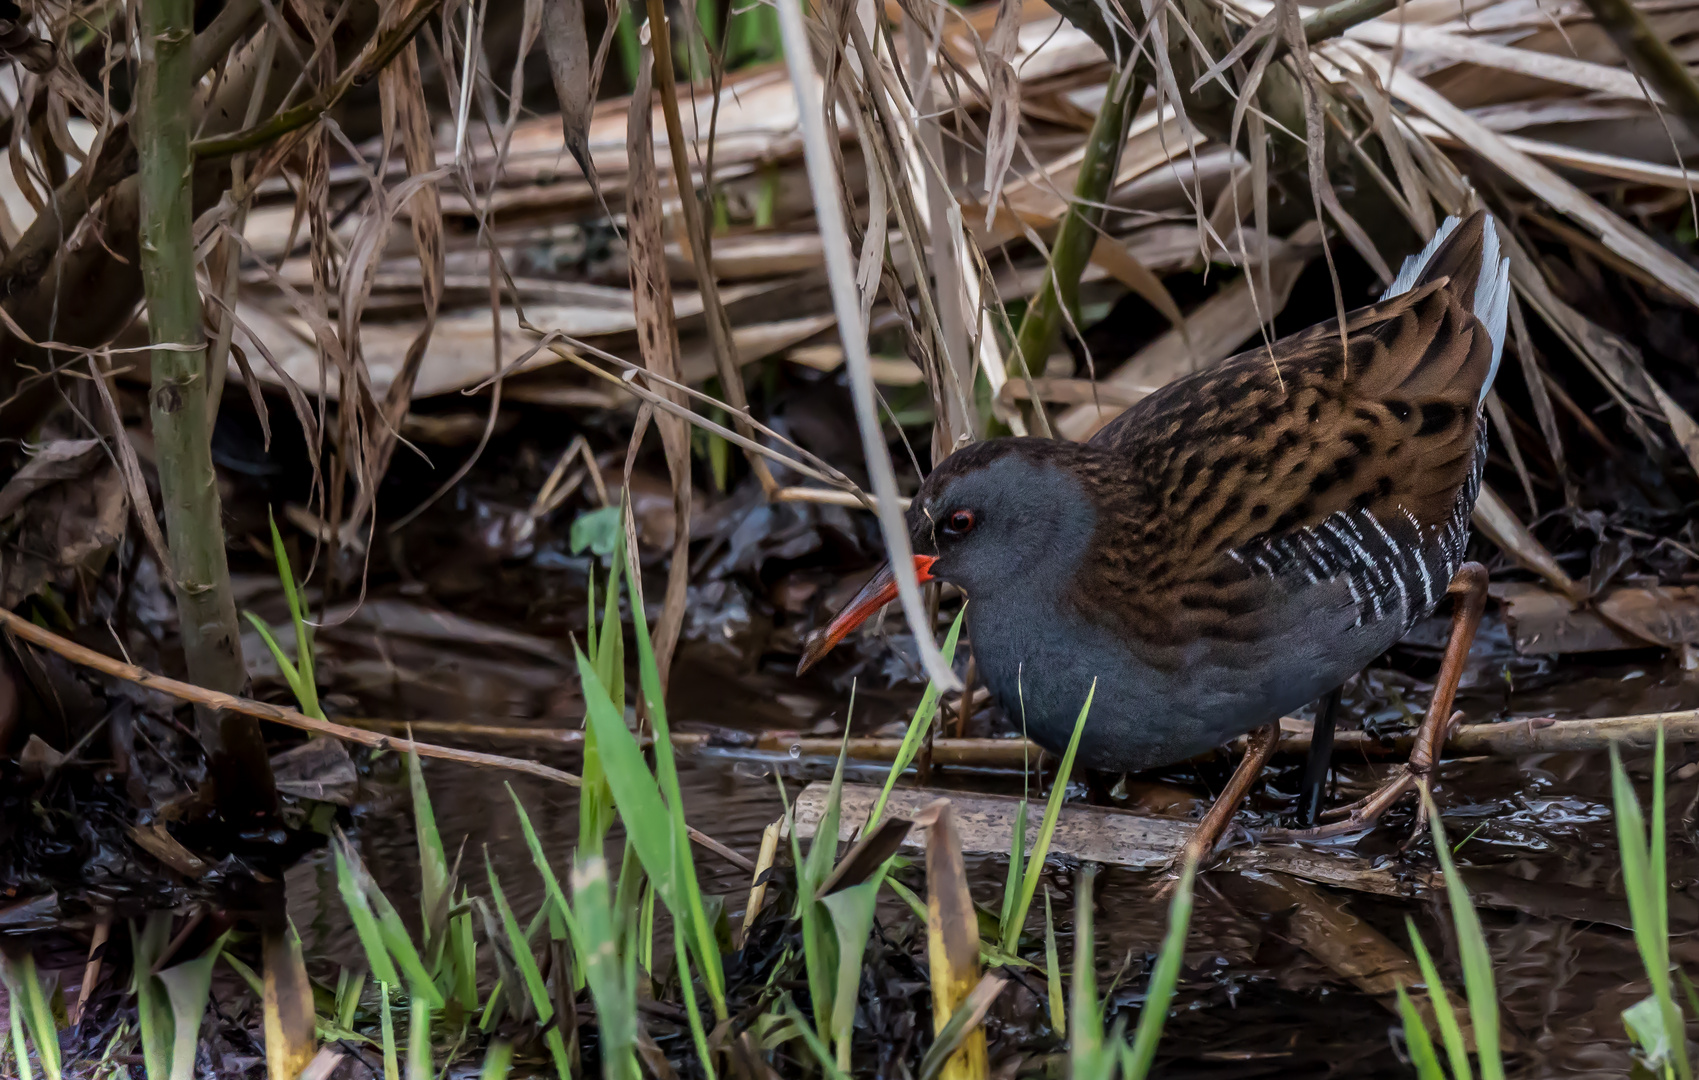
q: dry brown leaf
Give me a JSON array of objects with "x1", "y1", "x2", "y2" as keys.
[
  {"x1": 1472, "y1": 484, "x2": 1584, "y2": 601},
  {"x1": 360, "y1": 2, "x2": 445, "y2": 524},
  {"x1": 1344, "y1": 41, "x2": 1699, "y2": 308},
  {"x1": 624, "y1": 50, "x2": 693, "y2": 688},
  {"x1": 87, "y1": 359, "x2": 175, "y2": 583},
  {"x1": 980, "y1": 0, "x2": 1024, "y2": 226},
  {"x1": 542, "y1": 0, "x2": 596, "y2": 187}
]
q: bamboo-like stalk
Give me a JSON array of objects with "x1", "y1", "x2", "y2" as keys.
[
  {"x1": 1575, "y1": 0, "x2": 1699, "y2": 138},
  {"x1": 1006, "y1": 62, "x2": 1143, "y2": 431},
  {"x1": 136, "y1": 0, "x2": 275, "y2": 816}
]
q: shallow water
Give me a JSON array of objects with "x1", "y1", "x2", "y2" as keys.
[{"x1": 273, "y1": 555, "x2": 1699, "y2": 1079}]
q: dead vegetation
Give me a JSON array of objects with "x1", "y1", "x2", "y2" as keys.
[{"x1": 4, "y1": 0, "x2": 1699, "y2": 1072}]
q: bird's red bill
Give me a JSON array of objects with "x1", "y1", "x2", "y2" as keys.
[{"x1": 796, "y1": 555, "x2": 936, "y2": 675}]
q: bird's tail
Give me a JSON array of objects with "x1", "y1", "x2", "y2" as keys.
[{"x1": 1378, "y1": 210, "x2": 1511, "y2": 407}]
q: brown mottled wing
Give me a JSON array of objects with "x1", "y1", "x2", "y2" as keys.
[{"x1": 1074, "y1": 274, "x2": 1494, "y2": 646}]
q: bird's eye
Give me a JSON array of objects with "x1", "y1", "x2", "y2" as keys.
[{"x1": 945, "y1": 509, "x2": 975, "y2": 535}]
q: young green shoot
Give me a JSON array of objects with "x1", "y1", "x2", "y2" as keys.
[
  {"x1": 1611, "y1": 729, "x2": 1691, "y2": 1080},
  {"x1": 865, "y1": 608, "x2": 967, "y2": 829},
  {"x1": 1002, "y1": 680, "x2": 1097, "y2": 953},
  {"x1": 1415, "y1": 790, "x2": 1504, "y2": 1079},
  {"x1": 1122, "y1": 857, "x2": 1196, "y2": 1080},
  {"x1": 0, "y1": 951, "x2": 60, "y2": 1080},
  {"x1": 242, "y1": 510, "x2": 322, "y2": 720}
]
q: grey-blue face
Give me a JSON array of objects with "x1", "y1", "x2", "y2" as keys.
[{"x1": 911, "y1": 440, "x2": 1097, "y2": 599}]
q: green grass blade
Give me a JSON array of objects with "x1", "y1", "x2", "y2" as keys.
[
  {"x1": 1680, "y1": 970, "x2": 1699, "y2": 1026},
  {"x1": 1070, "y1": 864, "x2": 1102, "y2": 1071},
  {"x1": 865, "y1": 608, "x2": 966, "y2": 829},
  {"x1": 1611, "y1": 735, "x2": 1691, "y2": 1080},
  {"x1": 792, "y1": 730, "x2": 853, "y2": 1039},
  {"x1": 1612, "y1": 745, "x2": 1656, "y2": 971},
  {"x1": 574, "y1": 644, "x2": 685, "y2": 914},
  {"x1": 1123, "y1": 857, "x2": 1194, "y2": 1080},
  {"x1": 886, "y1": 876, "x2": 929, "y2": 924},
  {"x1": 1651, "y1": 728, "x2": 1690, "y2": 1080},
  {"x1": 1043, "y1": 890, "x2": 1065, "y2": 1033},
  {"x1": 479, "y1": 1039, "x2": 513, "y2": 1080},
  {"x1": 406, "y1": 995, "x2": 430, "y2": 1080},
  {"x1": 543, "y1": 1029, "x2": 572, "y2": 1080},
  {"x1": 674, "y1": 931, "x2": 718, "y2": 1080},
  {"x1": 805, "y1": 714, "x2": 853, "y2": 895},
  {"x1": 585, "y1": 563, "x2": 598, "y2": 662},
  {"x1": 597, "y1": 526, "x2": 625, "y2": 708},
  {"x1": 379, "y1": 983, "x2": 399, "y2": 1080},
  {"x1": 242, "y1": 611, "x2": 309, "y2": 709},
  {"x1": 1396, "y1": 985, "x2": 1448, "y2": 1080},
  {"x1": 625, "y1": 565, "x2": 727, "y2": 1016},
  {"x1": 333, "y1": 841, "x2": 404, "y2": 990},
  {"x1": 613, "y1": 853, "x2": 646, "y2": 975},
  {"x1": 268, "y1": 509, "x2": 319, "y2": 720},
  {"x1": 1407, "y1": 920, "x2": 1471, "y2": 1080},
  {"x1": 0, "y1": 953, "x2": 55, "y2": 1080},
  {"x1": 638, "y1": 880, "x2": 656, "y2": 977},
  {"x1": 1425, "y1": 794, "x2": 1503, "y2": 1080},
  {"x1": 1003, "y1": 679, "x2": 1097, "y2": 953},
  {"x1": 1652, "y1": 729, "x2": 1669, "y2": 967},
  {"x1": 822, "y1": 876, "x2": 887, "y2": 1070},
  {"x1": 336, "y1": 968, "x2": 366, "y2": 1031},
  {"x1": 16, "y1": 953, "x2": 60, "y2": 1080},
  {"x1": 780, "y1": 997, "x2": 853, "y2": 1080},
  {"x1": 157, "y1": 931, "x2": 229, "y2": 1080},
  {"x1": 222, "y1": 953, "x2": 264, "y2": 999},
  {"x1": 1000, "y1": 799, "x2": 1030, "y2": 944},
  {"x1": 571, "y1": 853, "x2": 640, "y2": 1080},
  {"x1": 580, "y1": 543, "x2": 624, "y2": 854},
  {"x1": 7, "y1": 982, "x2": 31, "y2": 1080},
  {"x1": 130, "y1": 915, "x2": 173, "y2": 1080},
  {"x1": 506, "y1": 785, "x2": 584, "y2": 945},
  {"x1": 484, "y1": 855, "x2": 554, "y2": 1026},
  {"x1": 406, "y1": 745, "x2": 451, "y2": 950},
  {"x1": 333, "y1": 833, "x2": 443, "y2": 1008},
  {"x1": 449, "y1": 897, "x2": 478, "y2": 1014}
]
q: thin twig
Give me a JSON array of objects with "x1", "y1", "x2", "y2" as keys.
[
  {"x1": 0, "y1": 607, "x2": 757, "y2": 868},
  {"x1": 0, "y1": 606, "x2": 583, "y2": 785}
]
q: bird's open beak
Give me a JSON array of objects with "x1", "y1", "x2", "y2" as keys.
[{"x1": 796, "y1": 555, "x2": 937, "y2": 675}]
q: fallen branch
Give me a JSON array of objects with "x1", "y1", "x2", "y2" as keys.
[
  {"x1": 0, "y1": 607, "x2": 583, "y2": 784},
  {"x1": 759, "y1": 709, "x2": 1699, "y2": 767}
]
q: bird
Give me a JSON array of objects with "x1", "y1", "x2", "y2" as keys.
[{"x1": 798, "y1": 209, "x2": 1510, "y2": 847}]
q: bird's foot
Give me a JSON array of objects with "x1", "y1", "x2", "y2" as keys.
[
  {"x1": 1169, "y1": 721, "x2": 1280, "y2": 874},
  {"x1": 1263, "y1": 710, "x2": 1463, "y2": 841},
  {"x1": 1265, "y1": 560, "x2": 1489, "y2": 842}
]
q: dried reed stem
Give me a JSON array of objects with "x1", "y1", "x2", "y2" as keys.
[{"x1": 1577, "y1": 0, "x2": 1699, "y2": 138}]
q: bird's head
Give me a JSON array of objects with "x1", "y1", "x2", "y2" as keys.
[{"x1": 796, "y1": 438, "x2": 1095, "y2": 674}]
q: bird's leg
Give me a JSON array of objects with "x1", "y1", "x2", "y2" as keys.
[
  {"x1": 1175, "y1": 721, "x2": 1281, "y2": 869},
  {"x1": 1296, "y1": 686, "x2": 1343, "y2": 827},
  {"x1": 1277, "y1": 562, "x2": 1489, "y2": 840}
]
